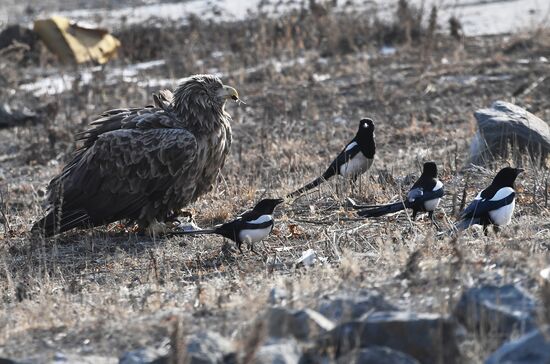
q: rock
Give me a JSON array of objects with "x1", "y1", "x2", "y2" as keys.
[
  {"x1": 119, "y1": 347, "x2": 167, "y2": 364},
  {"x1": 541, "y1": 267, "x2": 550, "y2": 281},
  {"x1": 295, "y1": 249, "x2": 317, "y2": 267},
  {"x1": 454, "y1": 284, "x2": 537, "y2": 340},
  {"x1": 253, "y1": 338, "x2": 302, "y2": 364},
  {"x1": 0, "y1": 25, "x2": 41, "y2": 65},
  {"x1": 336, "y1": 347, "x2": 420, "y2": 364},
  {"x1": 485, "y1": 326, "x2": 550, "y2": 364},
  {"x1": 320, "y1": 311, "x2": 460, "y2": 364},
  {"x1": 267, "y1": 307, "x2": 335, "y2": 341},
  {"x1": 185, "y1": 331, "x2": 236, "y2": 364},
  {"x1": 0, "y1": 104, "x2": 37, "y2": 128},
  {"x1": 267, "y1": 287, "x2": 288, "y2": 305},
  {"x1": 470, "y1": 101, "x2": 550, "y2": 165},
  {"x1": 0, "y1": 358, "x2": 20, "y2": 364},
  {"x1": 316, "y1": 289, "x2": 397, "y2": 322}
]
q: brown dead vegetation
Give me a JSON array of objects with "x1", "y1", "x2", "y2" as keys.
[{"x1": 0, "y1": 0, "x2": 550, "y2": 361}]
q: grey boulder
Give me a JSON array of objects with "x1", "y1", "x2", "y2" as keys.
[
  {"x1": 267, "y1": 307, "x2": 335, "y2": 341},
  {"x1": 470, "y1": 100, "x2": 550, "y2": 164},
  {"x1": 454, "y1": 284, "x2": 537, "y2": 341},
  {"x1": 253, "y1": 338, "x2": 302, "y2": 364},
  {"x1": 320, "y1": 311, "x2": 460, "y2": 364},
  {"x1": 336, "y1": 347, "x2": 420, "y2": 364},
  {"x1": 485, "y1": 326, "x2": 550, "y2": 364},
  {"x1": 185, "y1": 331, "x2": 236, "y2": 364},
  {"x1": 316, "y1": 289, "x2": 396, "y2": 322}
]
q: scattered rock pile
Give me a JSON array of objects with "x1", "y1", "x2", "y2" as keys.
[{"x1": 2, "y1": 283, "x2": 547, "y2": 363}]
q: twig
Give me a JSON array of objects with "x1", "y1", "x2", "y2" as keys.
[
  {"x1": 517, "y1": 75, "x2": 547, "y2": 97},
  {"x1": 0, "y1": 189, "x2": 10, "y2": 232}
]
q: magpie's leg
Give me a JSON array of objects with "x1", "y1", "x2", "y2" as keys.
[
  {"x1": 493, "y1": 225, "x2": 501, "y2": 235},
  {"x1": 428, "y1": 211, "x2": 440, "y2": 230},
  {"x1": 237, "y1": 242, "x2": 244, "y2": 254},
  {"x1": 248, "y1": 243, "x2": 260, "y2": 256},
  {"x1": 412, "y1": 210, "x2": 418, "y2": 221},
  {"x1": 483, "y1": 223, "x2": 490, "y2": 236},
  {"x1": 165, "y1": 211, "x2": 180, "y2": 223}
]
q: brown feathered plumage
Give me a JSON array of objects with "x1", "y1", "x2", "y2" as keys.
[{"x1": 33, "y1": 74, "x2": 240, "y2": 236}]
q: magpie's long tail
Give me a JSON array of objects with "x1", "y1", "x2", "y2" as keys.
[
  {"x1": 170, "y1": 228, "x2": 218, "y2": 236},
  {"x1": 357, "y1": 202, "x2": 408, "y2": 218},
  {"x1": 287, "y1": 175, "x2": 327, "y2": 199},
  {"x1": 437, "y1": 218, "x2": 480, "y2": 237},
  {"x1": 453, "y1": 218, "x2": 480, "y2": 232}
]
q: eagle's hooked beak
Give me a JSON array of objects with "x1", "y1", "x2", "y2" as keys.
[{"x1": 218, "y1": 85, "x2": 245, "y2": 105}]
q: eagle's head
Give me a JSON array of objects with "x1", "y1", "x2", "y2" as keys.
[{"x1": 173, "y1": 74, "x2": 241, "y2": 119}]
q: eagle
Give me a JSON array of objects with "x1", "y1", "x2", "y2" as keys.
[{"x1": 33, "y1": 74, "x2": 240, "y2": 236}]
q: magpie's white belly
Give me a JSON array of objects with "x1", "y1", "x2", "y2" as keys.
[
  {"x1": 423, "y1": 198, "x2": 441, "y2": 212},
  {"x1": 238, "y1": 226, "x2": 273, "y2": 243},
  {"x1": 489, "y1": 199, "x2": 515, "y2": 226},
  {"x1": 339, "y1": 154, "x2": 373, "y2": 178}
]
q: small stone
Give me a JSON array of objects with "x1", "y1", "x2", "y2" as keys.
[
  {"x1": 119, "y1": 347, "x2": 167, "y2": 364},
  {"x1": 485, "y1": 326, "x2": 550, "y2": 364},
  {"x1": 454, "y1": 284, "x2": 537, "y2": 341},
  {"x1": 185, "y1": 331, "x2": 235, "y2": 364},
  {"x1": 267, "y1": 307, "x2": 335, "y2": 341},
  {"x1": 253, "y1": 338, "x2": 302, "y2": 364},
  {"x1": 296, "y1": 249, "x2": 317, "y2": 267},
  {"x1": 268, "y1": 287, "x2": 288, "y2": 305},
  {"x1": 316, "y1": 289, "x2": 396, "y2": 322},
  {"x1": 336, "y1": 347, "x2": 420, "y2": 364},
  {"x1": 540, "y1": 267, "x2": 550, "y2": 281}
]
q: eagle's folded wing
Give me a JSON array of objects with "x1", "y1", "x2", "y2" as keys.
[{"x1": 46, "y1": 127, "x2": 198, "y2": 227}]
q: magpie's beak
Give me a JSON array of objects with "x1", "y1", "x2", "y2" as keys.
[
  {"x1": 516, "y1": 168, "x2": 525, "y2": 175},
  {"x1": 218, "y1": 85, "x2": 245, "y2": 104},
  {"x1": 273, "y1": 198, "x2": 285, "y2": 206}
]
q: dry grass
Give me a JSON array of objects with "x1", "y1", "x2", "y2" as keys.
[{"x1": 1, "y1": 1, "x2": 550, "y2": 361}]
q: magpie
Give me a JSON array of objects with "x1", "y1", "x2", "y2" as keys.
[
  {"x1": 455, "y1": 167, "x2": 523, "y2": 234},
  {"x1": 287, "y1": 118, "x2": 376, "y2": 198},
  {"x1": 171, "y1": 198, "x2": 284, "y2": 252},
  {"x1": 356, "y1": 162, "x2": 444, "y2": 221}
]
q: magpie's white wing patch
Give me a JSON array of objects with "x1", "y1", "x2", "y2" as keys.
[
  {"x1": 344, "y1": 141, "x2": 358, "y2": 152},
  {"x1": 433, "y1": 180, "x2": 443, "y2": 191},
  {"x1": 247, "y1": 214, "x2": 272, "y2": 224},
  {"x1": 407, "y1": 188, "x2": 423, "y2": 202},
  {"x1": 490, "y1": 187, "x2": 515, "y2": 201},
  {"x1": 461, "y1": 187, "x2": 516, "y2": 226}
]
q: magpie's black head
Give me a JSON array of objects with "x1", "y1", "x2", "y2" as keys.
[
  {"x1": 492, "y1": 167, "x2": 524, "y2": 187},
  {"x1": 355, "y1": 118, "x2": 376, "y2": 157},
  {"x1": 421, "y1": 162, "x2": 438, "y2": 178},
  {"x1": 358, "y1": 118, "x2": 375, "y2": 132},
  {"x1": 253, "y1": 198, "x2": 284, "y2": 214}
]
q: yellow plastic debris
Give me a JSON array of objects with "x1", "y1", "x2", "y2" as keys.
[{"x1": 33, "y1": 16, "x2": 120, "y2": 64}]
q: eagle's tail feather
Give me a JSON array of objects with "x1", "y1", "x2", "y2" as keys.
[
  {"x1": 32, "y1": 209, "x2": 91, "y2": 237},
  {"x1": 357, "y1": 202, "x2": 407, "y2": 218}
]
